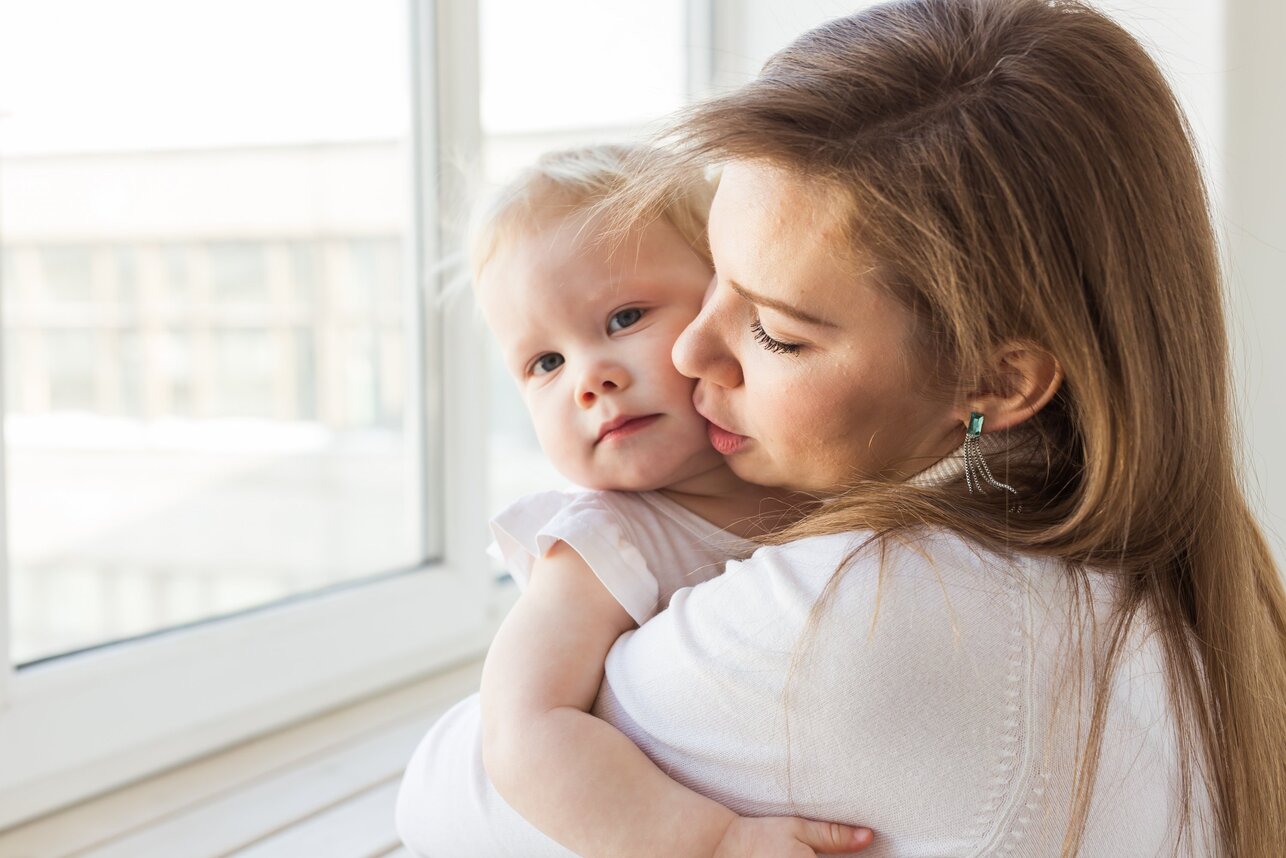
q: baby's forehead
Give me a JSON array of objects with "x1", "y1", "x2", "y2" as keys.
[
  {"x1": 483, "y1": 258, "x2": 683, "y2": 358},
  {"x1": 484, "y1": 259, "x2": 666, "y2": 326},
  {"x1": 476, "y1": 207, "x2": 708, "y2": 315}
]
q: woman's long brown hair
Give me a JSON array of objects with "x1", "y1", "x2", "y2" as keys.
[{"x1": 619, "y1": 0, "x2": 1286, "y2": 853}]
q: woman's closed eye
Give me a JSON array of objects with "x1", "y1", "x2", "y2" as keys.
[
  {"x1": 608, "y1": 307, "x2": 646, "y2": 333},
  {"x1": 751, "y1": 317, "x2": 802, "y2": 355}
]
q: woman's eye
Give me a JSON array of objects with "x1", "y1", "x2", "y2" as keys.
[
  {"x1": 608, "y1": 307, "x2": 645, "y2": 333},
  {"x1": 530, "y1": 353, "x2": 565, "y2": 376},
  {"x1": 750, "y1": 318, "x2": 802, "y2": 355}
]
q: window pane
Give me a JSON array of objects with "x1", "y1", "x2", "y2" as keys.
[
  {"x1": 481, "y1": 0, "x2": 687, "y2": 134},
  {"x1": 0, "y1": 0, "x2": 423, "y2": 665},
  {"x1": 479, "y1": 0, "x2": 688, "y2": 520}
]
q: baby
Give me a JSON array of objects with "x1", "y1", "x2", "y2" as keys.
[{"x1": 395, "y1": 145, "x2": 873, "y2": 857}]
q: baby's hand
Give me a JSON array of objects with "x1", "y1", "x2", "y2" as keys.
[{"x1": 714, "y1": 815, "x2": 874, "y2": 857}]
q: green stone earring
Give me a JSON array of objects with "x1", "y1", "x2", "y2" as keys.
[{"x1": 964, "y1": 411, "x2": 1021, "y2": 512}]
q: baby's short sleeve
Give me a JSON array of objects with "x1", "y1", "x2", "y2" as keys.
[{"x1": 488, "y1": 490, "x2": 658, "y2": 626}]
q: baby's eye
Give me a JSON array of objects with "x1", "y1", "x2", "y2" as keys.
[
  {"x1": 530, "y1": 353, "x2": 565, "y2": 376},
  {"x1": 608, "y1": 307, "x2": 645, "y2": 333}
]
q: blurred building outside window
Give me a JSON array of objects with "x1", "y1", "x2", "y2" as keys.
[{"x1": 0, "y1": 0, "x2": 422, "y2": 664}]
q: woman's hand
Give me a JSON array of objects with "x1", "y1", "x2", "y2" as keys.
[{"x1": 714, "y1": 815, "x2": 874, "y2": 857}]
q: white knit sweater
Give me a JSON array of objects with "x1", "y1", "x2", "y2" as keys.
[{"x1": 396, "y1": 431, "x2": 1218, "y2": 856}]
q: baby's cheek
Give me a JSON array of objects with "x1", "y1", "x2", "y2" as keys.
[
  {"x1": 654, "y1": 351, "x2": 700, "y2": 399},
  {"x1": 528, "y1": 417, "x2": 571, "y2": 473},
  {"x1": 547, "y1": 437, "x2": 587, "y2": 480}
]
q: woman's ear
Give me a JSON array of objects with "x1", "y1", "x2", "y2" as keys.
[{"x1": 956, "y1": 340, "x2": 1064, "y2": 431}]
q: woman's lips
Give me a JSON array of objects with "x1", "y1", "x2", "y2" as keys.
[{"x1": 705, "y1": 418, "x2": 749, "y2": 455}]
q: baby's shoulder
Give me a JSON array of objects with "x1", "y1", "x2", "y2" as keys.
[
  {"x1": 492, "y1": 487, "x2": 654, "y2": 516},
  {"x1": 490, "y1": 487, "x2": 618, "y2": 523},
  {"x1": 490, "y1": 488, "x2": 653, "y2": 536},
  {"x1": 494, "y1": 488, "x2": 744, "y2": 548}
]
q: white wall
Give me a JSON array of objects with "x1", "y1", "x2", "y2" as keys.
[
  {"x1": 706, "y1": 0, "x2": 866, "y2": 89},
  {"x1": 1223, "y1": 0, "x2": 1286, "y2": 566},
  {"x1": 710, "y1": 0, "x2": 1285, "y2": 566}
]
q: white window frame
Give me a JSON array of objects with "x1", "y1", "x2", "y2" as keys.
[{"x1": 0, "y1": 0, "x2": 492, "y2": 830}]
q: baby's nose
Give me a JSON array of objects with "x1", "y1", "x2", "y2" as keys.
[{"x1": 576, "y1": 365, "x2": 628, "y2": 406}]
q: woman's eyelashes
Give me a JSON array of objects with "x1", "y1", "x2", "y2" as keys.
[{"x1": 750, "y1": 317, "x2": 802, "y2": 355}]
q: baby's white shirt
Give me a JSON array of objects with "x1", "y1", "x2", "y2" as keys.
[{"x1": 486, "y1": 488, "x2": 758, "y2": 626}]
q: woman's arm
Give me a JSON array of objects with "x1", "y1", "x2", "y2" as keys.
[{"x1": 479, "y1": 540, "x2": 872, "y2": 858}]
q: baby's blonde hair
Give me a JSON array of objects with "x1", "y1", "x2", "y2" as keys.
[{"x1": 468, "y1": 143, "x2": 715, "y2": 283}]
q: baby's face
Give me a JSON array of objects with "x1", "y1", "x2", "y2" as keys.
[{"x1": 478, "y1": 211, "x2": 723, "y2": 491}]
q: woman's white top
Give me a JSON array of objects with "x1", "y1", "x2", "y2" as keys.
[{"x1": 396, "y1": 432, "x2": 1217, "y2": 857}]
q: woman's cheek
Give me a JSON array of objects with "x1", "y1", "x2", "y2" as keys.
[{"x1": 755, "y1": 361, "x2": 803, "y2": 411}]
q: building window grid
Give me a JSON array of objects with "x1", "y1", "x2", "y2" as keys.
[
  {"x1": 1, "y1": 239, "x2": 404, "y2": 427},
  {"x1": 1, "y1": 237, "x2": 411, "y2": 663}
]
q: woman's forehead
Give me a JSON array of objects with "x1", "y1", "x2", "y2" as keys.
[
  {"x1": 709, "y1": 161, "x2": 859, "y2": 314},
  {"x1": 714, "y1": 161, "x2": 847, "y2": 219}
]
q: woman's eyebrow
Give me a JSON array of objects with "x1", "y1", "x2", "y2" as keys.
[{"x1": 727, "y1": 279, "x2": 837, "y2": 328}]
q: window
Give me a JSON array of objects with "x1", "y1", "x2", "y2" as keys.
[
  {"x1": 2, "y1": 2, "x2": 427, "y2": 663},
  {"x1": 0, "y1": 0, "x2": 491, "y2": 828}
]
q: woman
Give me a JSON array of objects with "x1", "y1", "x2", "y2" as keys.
[{"x1": 398, "y1": 0, "x2": 1286, "y2": 854}]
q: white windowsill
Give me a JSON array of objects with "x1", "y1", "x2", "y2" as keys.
[{"x1": 0, "y1": 655, "x2": 486, "y2": 858}]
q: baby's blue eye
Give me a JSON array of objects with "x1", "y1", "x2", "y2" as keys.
[
  {"x1": 608, "y1": 307, "x2": 645, "y2": 333},
  {"x1": 531, "y1": 353, "x2": 564, "y2": 376}
]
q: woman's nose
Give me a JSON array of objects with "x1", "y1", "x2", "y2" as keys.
[
  {"x1": 673, "y1": 289, "x2": 743, "y2": 388},
  {"x1": 575, "y1": 361, "x2": 630, "y2": 407}
]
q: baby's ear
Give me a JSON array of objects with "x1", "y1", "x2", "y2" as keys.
[{"x1": 957, "y1": 339, "x2": 1063, "y2": 431}]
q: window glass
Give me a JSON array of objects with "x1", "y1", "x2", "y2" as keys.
[
  {"x1": 209, "y1": 242, "x2": 269, "y2": 305},
  {"x1": 41, "y1": 247, "x2": 95, "y2": 305},
  {"x1": 44, "y1": 330, "x2": 97, "y2": 412},
  {"x1": 0, "y1": 0, "x2": 422, "y2": 665}
]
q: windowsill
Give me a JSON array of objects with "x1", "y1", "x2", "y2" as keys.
[{"x1": 0, "y1": 656, "x2": 485, "y2": 857}]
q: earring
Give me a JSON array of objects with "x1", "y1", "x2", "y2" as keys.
[{"x1": 964, "y1": 411, "x2": 1023, "y2": 513}]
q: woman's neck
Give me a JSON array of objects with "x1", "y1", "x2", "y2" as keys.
[{"x1": 655, "y1": 465, "x2": 817, "y2": 540}]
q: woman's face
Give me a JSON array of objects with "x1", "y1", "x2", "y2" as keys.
[{"x1": 673, "y1": 160, "x2": 959, "y2": 494}]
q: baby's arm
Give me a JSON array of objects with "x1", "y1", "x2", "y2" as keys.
[
  {"x1": 479, "y1": 539, "x2": 740, "y2": 856},
  {"x1": 479, "y1": 540, "x2": 872, "y2": 858}
]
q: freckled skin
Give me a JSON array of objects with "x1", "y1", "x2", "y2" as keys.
[{"x1": 672, "y1": 161, "x2": 962, "y2": 493}]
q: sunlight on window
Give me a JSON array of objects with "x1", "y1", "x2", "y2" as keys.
[{"x1": 0, "y1": 0, "x2": 420, "y2": 664}]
